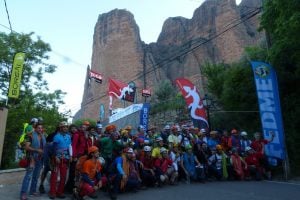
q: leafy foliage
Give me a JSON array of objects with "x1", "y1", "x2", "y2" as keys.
[
  {"x1": 0, "y1": 32, "x2": 66, "y2": 169},
  {"x1": 260, "y1": 0, "x2": 300, "y2": 173}
]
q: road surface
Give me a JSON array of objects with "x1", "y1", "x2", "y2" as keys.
[{"x1": 1, "y1": 180, "x2": 299, "y2": 200}]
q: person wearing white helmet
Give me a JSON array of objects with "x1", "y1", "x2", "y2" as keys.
[
  {"x1": 154, "y1": 147, "x2": 178, "y2": 185},
  {"x1": 112, "y1": 147, "x2": 140, "y2": 195},
  {"x1": 139, "y1": 146, "x2": 157, "y2": 186},
  {"x1": 240, "y1": 131, "x2": 252, "y2": 156},
  {"x1": 49, "y1": 121, "x2": 72, "y2": 199},
  {"x1": 244, "y1": 146, "x2": 263, "y2": 180},
  {"x1": 20, "y1": 123, "x2": 46, "y2": 200}
]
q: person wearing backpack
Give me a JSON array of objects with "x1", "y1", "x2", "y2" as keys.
[{"x1": 20, "y1": 123, "x2": 46, "y2": 200}]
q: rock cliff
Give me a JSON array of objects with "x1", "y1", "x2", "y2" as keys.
[{"x1": 75, "y1": 0, "x2": 263, "y2": 121}]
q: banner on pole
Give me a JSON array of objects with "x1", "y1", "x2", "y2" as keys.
[
  {"x1": 251, "y1": 61, "x2": 286, "y2": 159},
  {"x1": 139, "y1": 103, "x2": 150, "y2": 131},
  {"x1": 175, "y1": 78, "x2": 208, "y2": 129},
  {"x1": 89, "y1": 70, "x2": 103, "y2": 83},
  {"x1": 8, "y1": 52, "x2": 25, "y2": 98}
]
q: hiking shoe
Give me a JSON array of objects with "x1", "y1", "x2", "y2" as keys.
[
  {"x1": 56, "y1": 194, "x2": 66, "y2": 199},
  {"x1": 39, "y1": 185, "x2": 46, "y2": 194},
  {"x1": 88, "y1": 193, "x2": 98, "y2": 199},
  {"x1": 20, "y1": 194, "x2": 28, "y2": 200},
  {"x1": 29, "y1": 192, "x2": 40, "y2": 197},
  {"x1": 48, "y1": 194, "x2": 55, "y2": 199}
]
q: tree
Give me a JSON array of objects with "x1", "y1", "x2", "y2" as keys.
[
  {"x1": 260, "y1": 0, "x2": 300, "y2": 174},
  {"x1": 0, "y1": 32, "x2": 66, "y2": 169},
  {"x1": 150, "y1": 80, "x2": 188, "y2": 123},
  {"x1": 202, "y1": 46, "x2": 267, "y2": 134}
]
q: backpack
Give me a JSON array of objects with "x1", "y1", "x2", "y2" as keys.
[{"x1": 18, "y1": 123, "x2": 29, "y2": 149}]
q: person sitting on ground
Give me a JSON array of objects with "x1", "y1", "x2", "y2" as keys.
[
  {"x1": 244, "y1": 147, "x2": 263, "y2": 181},
  {"x1": 152, "y1": 136, "x2": 164, "y2": 159},
  {"x1": 154, "y1": 147, "x2": 178, "y2": 185},
  {"x1": 139, "y1": 146, "x2": 157, "y2": 187},
  {"x1": 207, "y1": 131, "x2": 219, "y2": 150},
  {"x1": 208, "y1": 145, "x2": 228, "y2": 180},
  {"x1": 229, "y1": 148, "x2": 247, "y2": 180},
  {"x1": 114, "y1": 148, "x2": 141, "y2": 193},
  {"x1": 76, "y1": 146, "x2": 103, "y2": 199},
  {"x1": 181, "y1": 144, "x2": 202, "y2": 183}
]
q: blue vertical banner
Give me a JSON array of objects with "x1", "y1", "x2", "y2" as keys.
[
  {"x1": 99, "y1": 104, "x2": 105, "y2": 120},
  {"x1": 140, "y1": 103, "x2": 150, "y2": 131},
  {"x1": 251, "y1": 61, "x2": 286, "y2": 159}
]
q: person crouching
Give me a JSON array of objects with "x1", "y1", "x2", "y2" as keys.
[
  {"x1": 154, "y1": 147, "x2": 178, "y2": 185},
  {"x1": 78, "y1": 146, "x2": 103, "y2": 199}
]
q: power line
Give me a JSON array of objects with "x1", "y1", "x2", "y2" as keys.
[
  {"x1": 0, "y1": 24, "x2": 86, "y2": 68},
  {"x1": 81, "y1": 6, "x2": 262, "y2": 107},
  {"x1": 3, "y1": 0, "x2": 12, "y2": 32}
]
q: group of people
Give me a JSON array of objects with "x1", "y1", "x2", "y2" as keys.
[{"x1": 19, "y1": 118, "x2": 276, "y2": 200}]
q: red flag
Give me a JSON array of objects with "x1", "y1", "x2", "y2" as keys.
[
  {"x1": 108, "y1": 78, "x2": 136, "y2": 110},
  {"x1": 175, "y1": 78, "x2": 208, "y2": 129},
  {"x1": 89, "y1": 70, "x2": 102, "y2": 83}
]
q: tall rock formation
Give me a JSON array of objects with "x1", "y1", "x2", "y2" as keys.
[{"x1": 75, "y1": 0, "x2": 263, "y2": 121}]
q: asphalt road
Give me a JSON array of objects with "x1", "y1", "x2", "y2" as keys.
[{"x1": 1, "y1": 180, "x2": 300, "y2": 200}]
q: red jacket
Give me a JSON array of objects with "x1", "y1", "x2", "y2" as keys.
[
  {"x1": 72, "y1": 130, "x2": 87, "y2": 157},
  {"x1": 154, "y1": 157, "x2": 173, "y2": 173},
  {"x1": 245, "y1": 153, "x2": 263, "y2": 168}
]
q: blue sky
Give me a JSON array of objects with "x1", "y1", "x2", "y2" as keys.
[{"x1": 0, "y1": 0, "x2": 241, "y2": 118}]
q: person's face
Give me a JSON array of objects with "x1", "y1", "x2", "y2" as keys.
[
  {"x1": 159, "y1": 141, "x2": 164, "y2": 146},
  {"x1": 93, "y1": 150, "x2": 100, "y2": 158},
  {"x1": 36, "y1": 125, "x2": 43, "y2": 134},
  {"x1": 223, "y1": 131, "x2": 229, "y2": 136},
  {"x1": 61, "y1": 126, "x2": 68, "y2": 133},
  {"x1": 201, "y1": 143, "x2": 207, "y2": 149},
  {"x1": 90, "y1": 128, "x2": 96, "y2": 135},
  {"x1": 81, "y1": 125, "x2": 88, "y2": 131},
  {"x1": 71, "y1": 126, "x2": 77, "y2": 133},
  {"x1": 140, "y1": 128, "x2": 144, "y2": 134},
  {"x1": 97, "y1": 128, "x2": 102, "y2": 133},
  {"x1": 254, "y1": 134, "x2": 261, "y2": 140},
  {"x1": 162, "y1": 152, "x2": 168, "y2": 158},
  {"x1": 126, "y1": 152, "x2": 133, "y2": 159}
]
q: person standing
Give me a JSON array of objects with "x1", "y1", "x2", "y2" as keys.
[
  {"x1": 49, "y1": 122, "x2": 72, "y2": 199},
  {"x1": 20, "y1": 124, "x2": 46, "y2": 200}
]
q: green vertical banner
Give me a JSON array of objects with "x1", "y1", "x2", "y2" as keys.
[{"x1": 8, "y1": 52, "x2": 25, "y2": 99}]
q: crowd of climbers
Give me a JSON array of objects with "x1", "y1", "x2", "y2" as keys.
[{"x1": 19, "y1": 118, "x2": 275, "y2": 200}]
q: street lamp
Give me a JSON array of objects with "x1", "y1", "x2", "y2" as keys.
[{"x1": 202, "y1": 94, "x2": 212, "y2": 131}]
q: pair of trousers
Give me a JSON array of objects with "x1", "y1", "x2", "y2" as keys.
[
  {"x1": 49, "y1": 158, "x2": 69, "y2": 196},
  {"x1": 20, "y1": 159, "x2": 43, "y2": 196}
]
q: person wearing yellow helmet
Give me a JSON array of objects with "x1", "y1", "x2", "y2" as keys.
[{"x1": 208, "y1": 144, "x2": 228, "y2": 181}]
